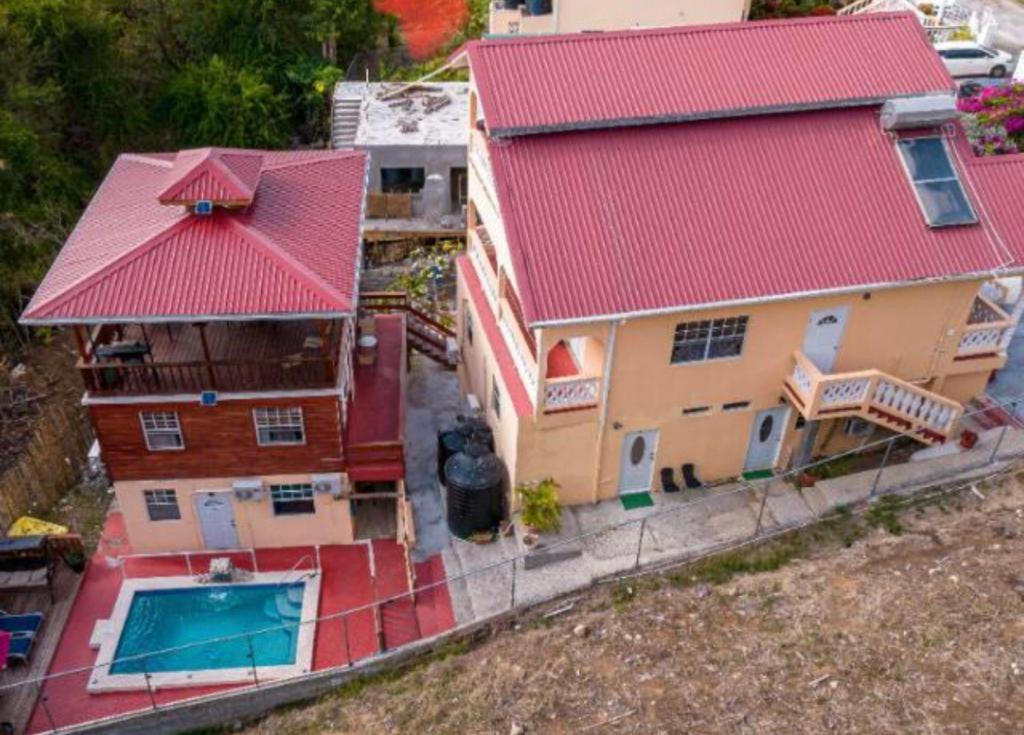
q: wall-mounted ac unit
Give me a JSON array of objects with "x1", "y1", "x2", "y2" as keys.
[
  {"x1": 232, "y1": 478, "x2": 264, "y2": 502},
  {"x1": 312, "y1": 473, "x2": 346, "y2": 499}
]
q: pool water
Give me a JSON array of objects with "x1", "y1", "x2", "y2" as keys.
[{"x1": 110, "y1": 583, "x2": 305, "y2": 674}]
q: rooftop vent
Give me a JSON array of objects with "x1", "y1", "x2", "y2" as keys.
[
  {"x1": 880, "y1": 95, "x2": 957, "y2": 131},
  {"x1": 194, "y1": 200, "x2": 214, "y2": 215}
]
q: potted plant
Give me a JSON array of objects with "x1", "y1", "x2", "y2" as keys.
[{"x1": 518, "y1": 478, "x2": 562, "y2": 535}]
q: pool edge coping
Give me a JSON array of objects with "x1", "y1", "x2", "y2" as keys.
[{"x1": 87, "y1": 571, "x2": 321, "y2": 693}]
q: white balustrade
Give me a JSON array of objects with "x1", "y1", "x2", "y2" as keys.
[
  {"x1": 791, "y1": 360, "x2": 813, "y2": 397},
  {"x1": 873, "y1": 379, "x2": 955, "y2": 433},
  {"x1": 820, "y1": 377, "x2": 870, "y2": 407},
  {"x1": 958, "y1": 325, "x2": 1009, "y2": 355},
  {"x1": 497, "y1": 316, "x2": 538, "y2": 401},
  {"x1": 544, "y1": 377, "x2": 599, "y2": 412}
]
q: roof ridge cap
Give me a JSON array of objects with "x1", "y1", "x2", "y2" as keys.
[
  {"x1": 208, "y1": 152, "x2": 260, "y2": 198},
  {"x1": 227, "y1": 218, "x2": 351, "y2": 311},
  {"x1": 260, "y1": 151, "x2": 364, "y2": 172},
  {"x1": 121, "y1": 154, "x2": 175, "y2": 169},
  {"x1": 475, "y1": 11, "x2": 912, "y2": 49}
]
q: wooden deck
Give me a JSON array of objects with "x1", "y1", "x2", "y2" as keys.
[{"x1": 0, "y1": 565, "x2": 83, "y2": 734}]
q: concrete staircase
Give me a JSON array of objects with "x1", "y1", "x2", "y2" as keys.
[{"x1": 332, "y1": 96, "x2": 363, "y2": 148}]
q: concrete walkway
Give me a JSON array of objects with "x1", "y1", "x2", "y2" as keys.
[{"x1": 441, "y1": 424, "x2": 1024, "y2": 626}]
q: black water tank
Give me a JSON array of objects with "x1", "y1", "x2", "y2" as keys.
[
  {"x1": 445, "y1": 440, "x2": 503, "y2": 539},
  {"x1": 526, "y1": 0, "x2": 552, "y2": 15},
  {"x1": 499, "y1": 0, "x2": 518, "y2": 8},
  {"x1": 437, "y1": 416, "x2": 494, "y2": 484}
]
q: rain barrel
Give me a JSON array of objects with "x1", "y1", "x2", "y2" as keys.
[
  {"x1": 437, "y1": 416, "x2": 494, "y2": 485},
  {"x1": 445, "y1": 440, "x2": 504, "y2": 539}
]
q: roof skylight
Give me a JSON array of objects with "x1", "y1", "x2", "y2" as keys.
[{"x1": 896, "y1": 137, "x2": 977, "y2": 228}]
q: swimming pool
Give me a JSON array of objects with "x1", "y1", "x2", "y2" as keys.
[
  {"x1": 89, "y1": 572, "x2": 320, "y2": 692},
  {"x1": 110, "y1": 583, "x2": 304, "y2": 674}
]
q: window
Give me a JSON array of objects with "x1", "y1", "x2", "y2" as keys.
[
  {"x1": 723, "y1": 401, "x2": 751, "y2": 412},
  {"x1": 140, "y1": 412, "x2": 184, "y2": 451},
  {"x1": 144, "y1": 489, "x2": 181, "y2": 521},
  {"x1": 380, "y1": 167, "x2": 426, "y2": 194},
  {"x1": 270, "y1": 484, "x2": 315, "y2": 515},
  {"x1": 896, "y1": 137, "x2": 977, "y2": 227},
  {"x1": 671, "y1": 317, "x2": 749, "y2": 364},
  {"x1": 253, "y1": 407, "x2": 305, "y2": 446},
  {"x1": 844, "y1": 417, "x2": 872, "y2": 437},
  {"x1": 491, "y1": 374, "x2": 501, "y2": 418},
  {"x1": 465, "y1": 310, "x2": 474, "y2": 346}
]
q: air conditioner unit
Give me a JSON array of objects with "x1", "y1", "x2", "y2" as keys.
[
  {"x1": 194, "y1": 200, "x2": 214, "y2": 215},
  {"x1": 232, "y1": 478, "x2": 263, "y2": 502},
  {"x1": 312, "y1": 473, "x2": 345, "y2": 499}
]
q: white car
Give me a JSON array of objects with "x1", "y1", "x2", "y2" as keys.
[{"x1": 935, "y1": 41, "x2": 1014, "y2": 78}]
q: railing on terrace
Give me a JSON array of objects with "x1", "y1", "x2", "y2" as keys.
[
  {"x1": 958, "y1": 295, "x2": 1015, "y2": 359},
  {"x1": 544, "y1": 375, "x2": 600, "y2": 413},
  {"x1": 79, "y1": 357, "x2": 337, "y2": 397},
  {"x1": 785, "y1": 350, "x2": 962, "y2": 444}
]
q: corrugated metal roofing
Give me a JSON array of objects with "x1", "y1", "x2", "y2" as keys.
[
  {"x1": 467, "y1": 12, "x2": 954, "y2": 137},
  {"x1": 22, "y1": 149, "x2": 367, "y2": 323},
  {"x1": 488, "y1": 108, "x2": 1016, "y2": 326},
  {"x1": 158, "y1": 148, "x2": 264, "y2": 205}
]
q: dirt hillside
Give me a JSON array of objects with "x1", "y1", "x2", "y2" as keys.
[{"x1": 241, "y1": 474, "x2": 1024, "y2": 735}]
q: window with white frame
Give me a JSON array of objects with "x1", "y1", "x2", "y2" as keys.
[
  {"x1": 670, "y1": 317, "x2": 749, "y2": 364},
  {"x1": 465, "y1": 309, "x2": 474, "y2": 346},
  {"x1": 270, "y1": 483, "x2": 315, "y2": 515},
  {"x1": 253, "y1": 407, "x2": 305, "y2": 446},
  {"x1": 143, "y1": 489, "x2": 181, "y2": 521},
  {"x1": 140, "y1": 412, "x2": 184, "y2": 451}
]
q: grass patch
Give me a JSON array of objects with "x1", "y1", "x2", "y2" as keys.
[{"x1": 866, "y1": 495, "x2": 905, "y2": 535}]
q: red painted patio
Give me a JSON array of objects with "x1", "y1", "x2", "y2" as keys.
[{"x1": 27, "y1": 513, "x2": 454, "y2": 733}]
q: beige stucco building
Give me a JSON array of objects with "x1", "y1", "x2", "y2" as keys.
[
  {"x1": 489, "y1": 0, "x2": 752, "y2": 35},
  {"x1": 453, "y1": 17, "x2": 1024, "y2": 509}
]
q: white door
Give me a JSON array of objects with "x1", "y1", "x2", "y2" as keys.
[
  {"x1": 619, "y1": 430, "x2": 659, "y2": 495},
  {"x1": 744, "y1": 407, "x2": 789, "y2": 473},
  {"x1": 802, "y1": 306, "x2": 849, "y2": 373},
  {"x1": 195, "y1": 492, "x2": 239, "y2": 550}
]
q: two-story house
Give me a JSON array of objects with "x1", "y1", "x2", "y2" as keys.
[
  {"x1": 453, "y1": 13, "x2": 1024, "y2": 507},
  {"x1": 21, "y1": 148, "x2": 412, "y2": 553},
  {"x1": 489, "y1": 0, "x2": 752, "y2": 36}
]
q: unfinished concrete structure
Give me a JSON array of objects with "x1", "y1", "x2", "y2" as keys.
[{"x1": 333, "y1": 82, "x2": 469, "y2": 245}]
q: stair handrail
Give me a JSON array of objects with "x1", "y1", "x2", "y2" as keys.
[{"x1": 279, "y1": 554, "x2": 317, "y2": 586}]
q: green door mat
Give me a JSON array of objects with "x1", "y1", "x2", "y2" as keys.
[
  {"x1": 621, "y1": 492, "x2": 654, "y2": 510},
  {"x1": 742, "y1": 469, "x2": 774, "y2": 481}
]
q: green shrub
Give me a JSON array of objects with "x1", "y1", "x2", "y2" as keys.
[{"x1": 518, "y1": 478, "x2": 562, "y2": 534}]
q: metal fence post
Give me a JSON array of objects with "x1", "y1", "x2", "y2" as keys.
[
  {"x1": 143, "y1": 657, "x2": 158, "y2": 710},
  {"x1": 38, "y1": 686, "x2": 58, "y2": 733},
  {"x1": 509, "y1": 557, "x2": 517, "y2": 610},
  {"x1": 634, "y1": 518, "x2": 647, "y2": 570},
  {"x1": 990, "y1": 425, "x2": 1009, "y2": 464},
  {"x1": 870, "y1": 438, "x2": 895, "y2": 497},
  {"x1": 753, "y1": 486, "x2": 769, "y2": 538},
  {"x1": 247, "y1": 635, "x2": 259, "y2": 686}
]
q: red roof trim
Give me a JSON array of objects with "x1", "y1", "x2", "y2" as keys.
[{"x1": 457, "y1": 256, "x2": 533, "y2": 418}]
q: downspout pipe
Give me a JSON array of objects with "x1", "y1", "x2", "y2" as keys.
[{"x1": 592, "y1": 320, "x2": 619, "y2": 504}]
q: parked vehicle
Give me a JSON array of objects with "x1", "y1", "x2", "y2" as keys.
[{"x1": 935, "y1": 41, "x2": 1014, "y2": 78}]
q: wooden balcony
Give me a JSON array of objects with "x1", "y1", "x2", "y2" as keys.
[
  {"x1": 956, "y1": 294, "x2": 1014, "y2": 360},
  {"x1": 78, "y1": 320, "x2": 339, "y2": 397},
  {"x1": 784, "y1": 351, "x2": 962, "y2": 445}
]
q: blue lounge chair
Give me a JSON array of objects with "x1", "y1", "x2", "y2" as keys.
[
  {"x1": 0, "y1": 612, "x2": 43, "y2": 636},
  {"x1": 6, "y1": 632, "x2": 34, "y2": 666}
]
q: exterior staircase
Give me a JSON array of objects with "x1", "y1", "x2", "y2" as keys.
[
  {"x1": 332, "y1": 96, "x2": 363, "y2": 148},
  {"x1": 360, "y1": 291, "x2": 458, "y2": 368},
  {"x1": 377, "y1": 594, "x2": 422, "y2": 652},
  {"x1": 783, "y1": 351, "x2": 963, "y2": 445}
]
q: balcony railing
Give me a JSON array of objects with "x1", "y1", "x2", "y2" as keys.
[
  {"x1": 79, "y1": 357, "x2": 337, "y2": 397},
  {"x1": 544, "y1": 376, "x2": 599, "y2": 413},
  {"x1": 785, "y1": 351, "x2": 962, "y2": 445},
  {"x1": 957, "y1": 295, "x2": 1014, "y2": 359}
]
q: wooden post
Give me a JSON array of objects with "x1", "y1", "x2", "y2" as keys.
[{"x1": 196, "y1": 323, "x2": 217, "y2": 390}]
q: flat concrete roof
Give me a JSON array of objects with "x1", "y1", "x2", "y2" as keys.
[{"x1": 334, "y1": 82, "x2": 469, "y2": 148}]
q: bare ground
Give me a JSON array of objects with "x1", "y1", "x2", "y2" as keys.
[{"x1": 239, "y1": 474, "x2": 1024, "y2": 735}]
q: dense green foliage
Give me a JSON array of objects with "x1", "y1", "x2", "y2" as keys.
[{"x1": 0, "y1": 0, "x2": 387, "y2": 344}]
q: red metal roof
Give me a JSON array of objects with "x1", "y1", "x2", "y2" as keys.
[
  {"x1": 488, "y1": 108, "x2": 1017, "y2": 325},
  {"x1": 22, "y1": 148, "x2": 367, "y2": 323},
  {"x1": 467, "y1": 13, "x2": 954, "y2": 137}
]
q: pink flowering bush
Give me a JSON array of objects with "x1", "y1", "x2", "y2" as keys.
[{"x1": 958, "y1": 82, "x2": 1024, "y2": 156}]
